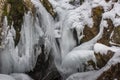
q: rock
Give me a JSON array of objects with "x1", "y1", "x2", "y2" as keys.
[
  {"x1": 111, "y1": 26, "x2": 120, "y2": 46},
  {"x1": 0, "y1": 0, "x2": 6, "y2": 27},
  {"x1": 98, "y1": 19, "x2": 114, "y2": 46},
  {"x1": 0, "y1": 0, "x2": 35, "y2": 46},
  {"x1": 81, "y1": 6, "x2": 104, "y2": 43},
  {"x1": 97, "y1": 63, "x2": 120, "y2": 80},
  {"x1": 94, "y1": 50, "x2": 114, "y2": 68}
]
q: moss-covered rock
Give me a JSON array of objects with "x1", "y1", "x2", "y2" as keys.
[
  {"x1": 0, "y1": 0, "x2": 7, "y2": 45},
  {"x1": 2, "y1": 0, "x2": 26, "y2": 46},
  {"x1": 1, "y1": 0, "x2": 35, "y2": 46}
]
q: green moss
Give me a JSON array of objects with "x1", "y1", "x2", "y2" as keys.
[{"x1": 2, "y1": 0, "x2": 28, "y2": 46}]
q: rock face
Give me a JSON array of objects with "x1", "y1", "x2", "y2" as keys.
[
  {"x1": 4, "y1": 0, "x2": 33, "y2": 46},
  {"x1": 111, "y1": 26, "x2": 120, "y2": 46},
  {"x1": 94, "y1": 50, "x2": 114, "y2": 68},
  {"x1": 98, "y1": 19, "x2": 114, "y2": 46},
  {"x1": 97, "y1": 63, "x2": 120, "y2": 80},
  {"x1": 81, "y1": 6, "x2": 104, "y2": 43},
  {"x1": 0, "y1": 0, "x2": 34, "y2": 46},
  {"x1": 0, "y1": 0, "x2": 6, "y2": 46}
]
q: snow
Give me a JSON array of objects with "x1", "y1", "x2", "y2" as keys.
[
  {"x1": 66, "y1": 49, "x2": 120, "y2": 80},
  {"x1": 0, "y1": 74, "x2": 33, "y2": 80},
  {"x1": 48, "y1": 0, "x2": 120, "y2": 79},
  {"x1": 102, "y1": 2, "x2": 120, "y2": 27},
  {"x1": 54, "y1": 29, "x2": 61, "y2": 38},
  {"x1": 94, "y1": 43, "x2": 120, "y2": 54},
  {"x1": 66, "y1": 71, "x2": 96, "y2": 80},
  {"x1": 32, "y1": 0, "x2": 120, "y2": 80},
  {"x1": 10, "y1": 73, "x2": 33, "y2": 80},
  {"x1": 61, "y1": 50, "x2": 96, "y2": 74},
  {"x1": 0, "y1": 74, "x2": 15, "y2": 80},
  {"x1": 94, "y1": 43, "x2": 111, "y2": 54}
]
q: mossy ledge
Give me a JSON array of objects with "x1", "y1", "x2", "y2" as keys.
[{"x1": 2, "y1": 0, "x2": 34, "y2": 46}]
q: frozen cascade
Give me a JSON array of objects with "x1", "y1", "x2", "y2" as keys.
[
  {"x1": 1, "y1": 0, "x2": 120, "y2": 80},
  {"x1": 0, "y1": 0, "x2": 104, "y2": 77},
  {"x1": 0, "y1": 0, "x2": 61, "y2": 75},
  {"x1": 0, "y1": 12, "x2": 42, "y2": 74}
]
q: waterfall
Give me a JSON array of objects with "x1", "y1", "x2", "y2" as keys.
[
  {"x1": 1, "y1": 0, "x2": 116, "y2": 80},
  {"x1": 0, "y1": 0, "x2": 61, "y2": 74},
  {"x1": 0, "y1": 0, "x2": 96, "y2": 75}
]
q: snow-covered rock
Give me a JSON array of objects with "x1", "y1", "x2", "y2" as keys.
[{"x1": 61, "y1": 50, "x2": 96, "y2": 74}]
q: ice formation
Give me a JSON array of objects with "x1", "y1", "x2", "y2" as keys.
[
  {"x1": 61, "y1": 50, "x2": 96, "y2": 74},
  {"x1": 1, "y1": 0, "x2": 120, "y2": 80},
  {"x1": 0, "y1": 1, "x2": 55, "y2": 74},
  {"x1": 0, "y1": 74, "x2": 15, "y2": 80},
  {"x1": 0, "y1": 73, "x2": 33, "y2": 80}
]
